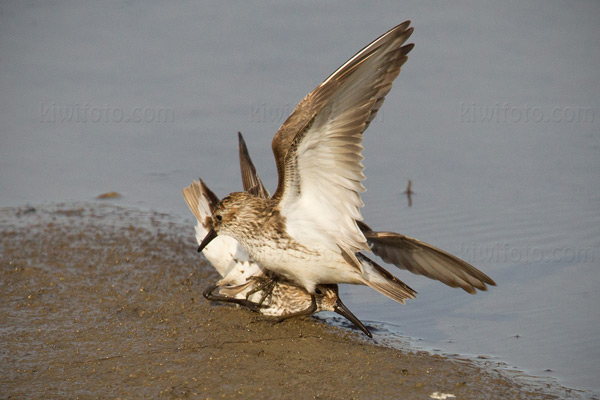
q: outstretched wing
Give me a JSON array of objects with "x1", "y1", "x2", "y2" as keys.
[
  {"x1": 238, "y1": 131, "x2": 270, "y2": 199},
  {"x1": 271, "y1": 22, "x2": 414, "y2": 266},
  {"x1": 361, "y1": 226, "x2": 496, "y2": 294}
]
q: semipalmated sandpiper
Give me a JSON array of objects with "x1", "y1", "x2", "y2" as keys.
[
  {"x1": 183, "y1": 177, "x2": 372, "y2": 337},
  {"x1": 197, "y1": 21, "x2": 495, "y2": 318}
]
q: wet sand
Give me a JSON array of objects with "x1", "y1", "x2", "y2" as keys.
[{"x1": 0, "y1": 204, "x2": 571, "y2": 399}]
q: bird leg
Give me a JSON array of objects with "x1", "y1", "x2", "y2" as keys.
[
  {"x1": 202, "y1": 284, "x2": 264, "y2": 313},
  {"x1": 275, "y1": 294, "x2": 318, "y2": 323},
  {"x1": 245, "y1": 276, "x2": 279, "y2": 307}
]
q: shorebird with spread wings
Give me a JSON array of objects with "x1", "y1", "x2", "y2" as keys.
[{"x1": 198, "y1": 21, "x2": 495, "y2": 314}]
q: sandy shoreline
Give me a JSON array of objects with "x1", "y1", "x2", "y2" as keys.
[{"x1": 0, "y1": 203, "x2": 574, "y2": 399}]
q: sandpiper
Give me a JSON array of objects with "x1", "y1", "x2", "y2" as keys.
[
  {"x1": 183, "y1": 178, "x2": 372, "y2": 337},
  {"x1": 205, "y1": 278, "x2": 370, "y2": 336},
  {"x1": 238, "y1": 131, "x2": 494, "y2": 295},
  {"x1": 199, "y1": 22, "x2": 495, "y2": 314}
]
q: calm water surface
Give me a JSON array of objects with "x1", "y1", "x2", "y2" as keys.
[{"x1": 1, "y1": 1, "x2": 599, "y2": 395}]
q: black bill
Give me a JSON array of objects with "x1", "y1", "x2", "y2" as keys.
[
  {"x1": 334, "y1": 298, "x2": 372, "y2": 338},
  {"x1": 197, "y1": 228, "x2": 218, "y2": 252}
]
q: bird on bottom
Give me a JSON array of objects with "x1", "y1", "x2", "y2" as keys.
[
  {"x1": 183, "y1": 177, "x2": 373, "y2": 337},
  {"x1": 198, "y1": 21, "x2": 495, "y2": 313}
]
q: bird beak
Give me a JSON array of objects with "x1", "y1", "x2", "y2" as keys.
[
  {"x1": 334, "y1": 298, "x2": 372, "y2": 338},
  {"x1": 197, "y1": 228, "x2": 218, "y2": 252}
]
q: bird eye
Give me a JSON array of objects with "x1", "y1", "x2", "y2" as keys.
[
  {"x1": 215, "y1": 214, "x2": 223, "y2": 222},
  {"x1": 315, "y1": 287, "x2": 323, "y2": 295}
]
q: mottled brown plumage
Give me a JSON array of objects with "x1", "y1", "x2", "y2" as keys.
[
  {"x1": 199, "y1": 22, "x2": 420, "y2": 303},
  {"x1": 204, "y1": 279, "x2": 372, "y2": 337},
  {"x1": 198, "y1": 22, "x2": 495, "y2": 313},
  {"x1": 183, "y1": 178, "x2": 372, "y2": 337}
]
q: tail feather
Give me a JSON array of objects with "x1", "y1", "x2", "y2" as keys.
[{"x1": 357, "y1": 253, "x2": 416, "y2": 304}]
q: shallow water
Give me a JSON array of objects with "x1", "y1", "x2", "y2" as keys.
[{"x1": 1, "y1": 1, "x2": 599, "y2": 395}]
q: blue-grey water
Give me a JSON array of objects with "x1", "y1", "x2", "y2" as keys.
[{"x1": 1, "y1": 1, "x2": 599, "y2": 395}]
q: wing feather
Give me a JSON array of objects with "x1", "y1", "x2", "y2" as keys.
[
  {"x1": 182, "y1": 179, "x2": 266, "y2": 283},
  {"x1": 238, "y1": 132, "x2": 270, "y2": 199},
  {"x1": 363, "y1": 230, "x2": 496, "y2": 293},
  {"x1": 182, "y1": 178, "x2": 219, "y2": 229},
  {"x1": 271, "y1": 22, "x2": 415, "y2": 261}
]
